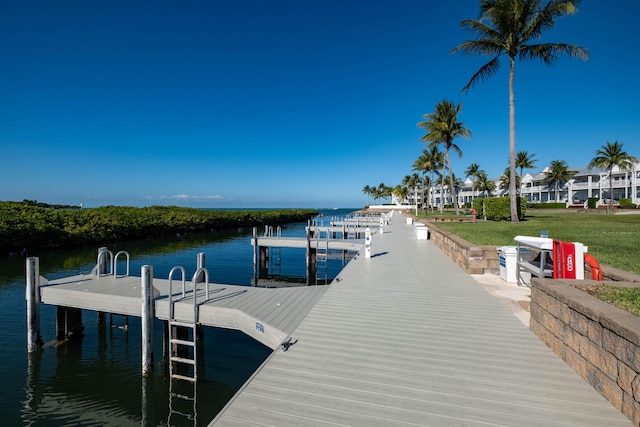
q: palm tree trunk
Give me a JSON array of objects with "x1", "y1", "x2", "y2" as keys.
[
  {"x1": 440, "y1": 151, "x2": 447, "y2": 214},
  {"x1": 609, "y1": 169, "x2": 614, "y2": 212},
  {"x1": 448, "y1": 153, "x2": 459, "y2": 215},
  {"x1": 508, "y1": 56, "x2": 519, "y2": 223},
  {"x1": 440, "y1": 173, "x2": 446, "y2": 214}
]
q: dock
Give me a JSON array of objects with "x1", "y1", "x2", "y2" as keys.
[
  {"x1": 211, "y1": 214, "x2": 632, "y2": 426},
  {"x1": 38, "y1": 273, "x2": 328, "y2": 351},
  {"x1": 252, "y1": 236, "x2": 364, "y2": 251}
]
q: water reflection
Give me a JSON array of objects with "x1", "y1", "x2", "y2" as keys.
[{"x1": 22, "y1": 318, "x2": 271, "y2": 426}]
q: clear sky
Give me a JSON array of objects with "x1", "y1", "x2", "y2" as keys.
[{"x1": 1, "y1": 1, "x2": 639, "y2": 208}]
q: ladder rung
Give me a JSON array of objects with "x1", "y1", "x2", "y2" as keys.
[
  {"x1": 171, "y1": 373, "x2": 196, "y2": 382},
  {"x1": 170, "y1": 356, "x2": 196, "y2": 365},
  {"x1": 169, "y1": 392, "x2": 196, "y2": 401},
  {"x1": 170, "y1": 338, "x2": 195, "y2": 347},
  {"x1": 169, "y1": 320, "x2": 196, "y2": 329}
]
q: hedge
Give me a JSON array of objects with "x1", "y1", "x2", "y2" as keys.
[{"x1": 472, "y1": 197, "x2": 527, "y2": 221}]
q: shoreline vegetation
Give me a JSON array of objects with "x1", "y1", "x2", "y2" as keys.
[{"x1": 0, "y1": 201, "x2": 317, "y2": 254}]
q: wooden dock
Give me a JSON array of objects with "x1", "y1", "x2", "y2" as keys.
[{"x1": 211, "y1": 214, "x2": 632, "y2": 426}]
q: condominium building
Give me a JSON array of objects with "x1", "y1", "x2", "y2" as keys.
[{"x1": 398, "y1": 159, "x2": 640, "y2": 209}]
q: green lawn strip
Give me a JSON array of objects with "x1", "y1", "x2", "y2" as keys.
[
  {"x1": 583, "y1": 285, "x2": 640, "y2": 317},
  {"x1": 423, "y1": 211, "x2": 640, "y2": 275}
]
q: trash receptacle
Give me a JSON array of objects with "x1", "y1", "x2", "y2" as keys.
[
  {"x1": 498, "y1": 246, "x2": 533, "y2": 283},
  {"x1": 497, "y1": 246, "x2": 519, "y2": 283},
  {"x1": 406, "y1": 217, "x2": 413, "y2": 225},
  {"x1": 415, "y1": 224, "x2": 428, "y2": 240}
]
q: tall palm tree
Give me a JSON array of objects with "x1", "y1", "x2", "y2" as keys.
[
  {"x1": 544, "y1": 159, "x2": 574, "y2": 202},
  {"x1": 499, "y1": 166, "x2": 520, "y2": 191},
  {"x1": 418, "y1": 100, "x2": 471, "y2": 215},
  {"x1": 374, "y1": 183, "x2": 392, "y2": 204},
  {"x1": 392, "y1": 185, "x2": 409, "y2": 205},
  {"x1": 588, "y1": 141, "x2": 636, "y2": 211},
  {"x1": 465, "y1": 163, "x2": 482, "y2": 201},
  {"x1": 452, "y1": 0, "x2": 588, "y2": 223},
  {"x1": 474, "y1": 171, "x2": 496, "y2": 197},
  {"x1": 402, "y1": 173, "x2": 422, "y2": 215},
  {"x1": 413, "y1": 146, "x2": 444, "y2": 211},
  {"x1": 515, "y1": 151, "x2": 538, "y2": 193},
  {"x1": 362, "y1": 185, "x2": 372, "y2": 206}
]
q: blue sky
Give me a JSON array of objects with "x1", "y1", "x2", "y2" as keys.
[{"x1": 1, "y1": 1, "x2": 639, "y2": 208}]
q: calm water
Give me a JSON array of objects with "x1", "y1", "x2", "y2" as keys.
[{"x1": 0, "y1": 209, "x2": 356, "y2": 426}]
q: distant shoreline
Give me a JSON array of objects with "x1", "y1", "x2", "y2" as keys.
[{"x1": 0, "y1": 201, "x2": 318, "y2": 254}]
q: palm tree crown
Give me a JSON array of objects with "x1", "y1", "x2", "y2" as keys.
[
  {"x1": 452, "y1": 0, "x2": 588, "y2": 222},
  {"x1": 418, "y1": 100, "x2": 471, "y2": 215},
  {"x1": 413, "y1": 147, "x2": 444, "y2": 211},
  {"x1": 544, "y1": 159, "x2": 574, "y2": 202},
  {"x1": 474, "y1": 171, "x2": 496, "y2": 197},
  {"x1": 516, "y1": 151, "x2": 537, "y2": 178},
  {"x1": 465, "y1": 163, "x2": 482, "y2": 200},
  {"x1": 588, "y1": 141, "x2": 636, "y2": 211}
]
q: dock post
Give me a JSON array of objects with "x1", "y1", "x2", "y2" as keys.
[
  {"x1": 195, "y1": 252, "x2": 206, "y2": 283},
  {"x1": 252, "y1": 227, "x2": 258, "y2": 265},
  {"x1": 365, "y1": 228, "x2": 372, "y2": 259},
  {"x1": 305, "y1": 223, "x2": 311, "y2": 268},
  {"x1": 97, "y1": 247, "x2": 108, "y2": 323},
  {"x1": 56, "y1": 306, "x2": 83, "y2": 339},
  {"x1": 141, "y1": 265, "x2": 154, "y2": 376},
  {"x1": 26, "y1": 257, "x2": 42, "y2": 352}
]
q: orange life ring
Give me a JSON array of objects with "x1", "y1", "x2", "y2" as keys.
[{"x1": 584, "y1": 253, "x2": 603, "y2": 281}]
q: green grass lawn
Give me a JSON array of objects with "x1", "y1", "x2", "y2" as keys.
[
  {"x1": 583, "y1": 285, "x2": 640, "y2": 316},
  {"x1": 421, "y1": 210, "x2": 640, "y2": 275}
]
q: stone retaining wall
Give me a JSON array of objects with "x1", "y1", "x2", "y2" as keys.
[
  {"x1": 530, "y1": 279, "x2": 640, "y2": 426},
  {"x1": 417, "y1": 220, "x2": 499, "y2": 275},
  {"x1": 411, "y1": 216, "x2": 640, "y2": 282}
]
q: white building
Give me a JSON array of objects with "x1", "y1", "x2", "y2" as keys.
[
  {"x1": 519, "y1": 162, "x2": 640, "y2": 207},
  {"x1": 395, "y1": 160, "x2": 640, "y2": 209}
]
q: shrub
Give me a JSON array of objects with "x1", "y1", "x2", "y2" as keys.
[
  {"x1": 587, "y1": 197, "x2": 598, "y2": 209},
  {"x1": 619, "y1": 198, "x2": 637, "y2": 209},
  {"x1": 472, "y1": 197, "x2": 526, "y2": 221}
]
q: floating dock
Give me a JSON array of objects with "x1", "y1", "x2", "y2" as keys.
[{"x1": 38, "y1": 273, "x2": 328, "y2": 350}]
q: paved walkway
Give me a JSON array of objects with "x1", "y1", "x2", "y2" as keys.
[{"x1": 211, "y1": 214, "x2": 632, "y2": 426}]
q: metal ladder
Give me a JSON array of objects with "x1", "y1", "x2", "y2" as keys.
[
  {"x1": 166, "y1": 266, "x2": 209, "y2": 425},
  {"x1": 269, "y1": 226, "x2": 283, "y2": 273},
  {"x1": 315, "y1": 230, "x2": 329, "y2": 285},
  {"x1": 167, "y1": 266, "x2": 209, "y2": 382},
  {"x1": 347, "y1": 221, "x2": 357, "y2": 240}
]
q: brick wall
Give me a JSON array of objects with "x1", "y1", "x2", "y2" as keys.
[{"x1": 530, "y1": 278, "x2": 640, "y2": 426}]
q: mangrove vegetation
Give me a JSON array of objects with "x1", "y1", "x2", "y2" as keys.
[{"x1": 0, "y1": 201, "x2": 317, "y2": 254}]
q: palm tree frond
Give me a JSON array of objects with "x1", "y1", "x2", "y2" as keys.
[{"x1": 461, "y1": 56, "x2": 501, "y2": 93}]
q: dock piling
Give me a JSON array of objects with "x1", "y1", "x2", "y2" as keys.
[
  {"x1": 97, "y1": 247, "x2": 108, "y2": 323},
  {"x1": 141, "y1": 265, "x2": 154, "y2": 376},
  {"x1": 195, "y1": 252, "x2": 206, "y2": 283},
  {"x1": 26, "y1": 257, "x2": 42, "y2": 352},
  {"x1": 56, "y1": 306, "x2": 83, "y2": 339}
]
